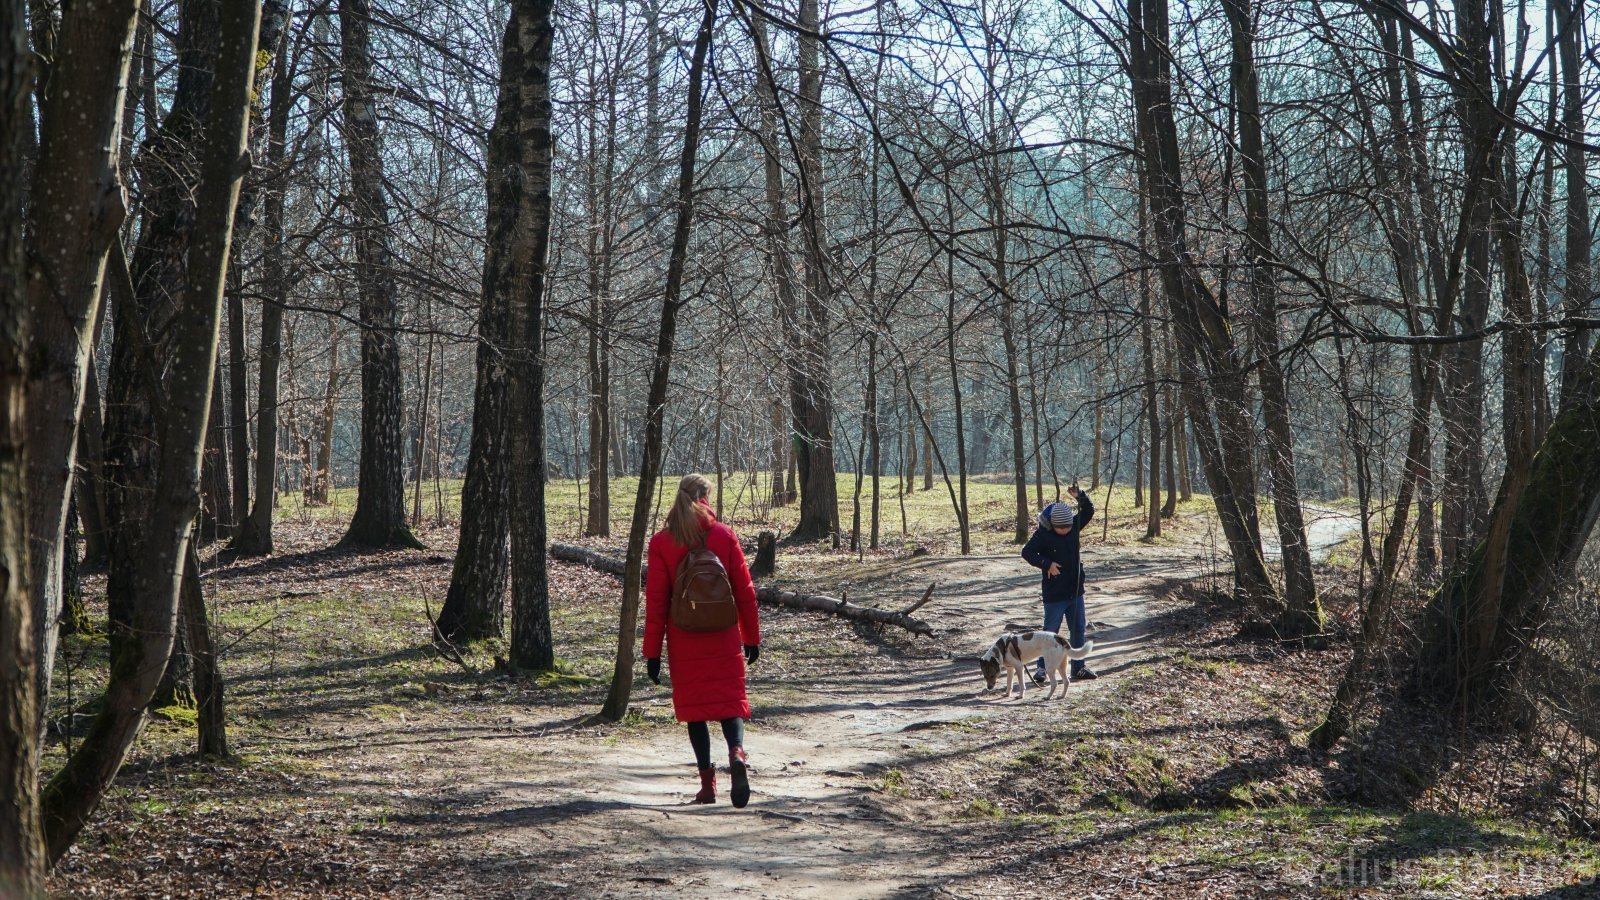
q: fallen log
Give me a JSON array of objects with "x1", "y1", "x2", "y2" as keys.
[
  {"x1": 549, "y1": 543, "x2": 934, "y2": 637},
  {"x1": 900, "y1": 582, "x2": 937, "y2": 616}
]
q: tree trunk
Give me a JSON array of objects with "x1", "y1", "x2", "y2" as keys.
[
  {"x1": 410, "y1": 337, "x2": 433, "y2": 525},
  {"x1": 60, "y1": 490, "x2": 91, "y2": 636},
  {"x1": 221, "y1": 1, "x2": 286, "y2": 538},
  {"x1": 503, "y1": 0, "x2": 556, "y2": 672},
  {"x1": 1174, "y1": 383, "x2": 1192, "y2": 500},
  {"x1": 1128, "y1": 0, "x2": 1280, "y2": 619},
  {"x1": 786, "y1": 0, "x2": 839, "y2": 545},
  {"x1": 751, "y1": 531, "x2": 777, "y2": 578},
  {"x1": 1141, "y1": 292, "x2": 1161, "y2": 537},
  {"x1": 24, "y1": 0, "x2": 142, "y2": 724},
  {"x1": 1, "y1": 0, "x2": 44, "y2": 878},
  {"x1": 1090, "y1": 386, "x2": 1103, "y2": 491},
  {"x1": 903, "y1": 370, "x2": 917, "y2": 496},
  {"x1": 227, "y1": 267, "x2": 250, "y2": 530},
  {"x1": 1557, "y1": 0, "x2": 1592, "y2": 405},
  {"x1": 1223, "y1": 0, "x2": 1322, "y2": 637},
  {"x1": 582, "y1": 33, "x2": 617, "y2": 538},
  {"x1": 76, "y1": 325, "x2": 110, "y2": 567},
  {"x1": 1025, "y1": 329, "x2": 1044, "y2": 508},
  {"x1": 600, "y1": 0, "x2": 716, "y2": 720},
  {"x1": 337, "y1": 0, "x2": 421, "y2": 551},
  {"x1": 42, "y1": 0, "x2": 259, "y2": 861},
  {"x1": 116, "y1": 0, "x2": 226, "y2": 721},
  {"x1": 199, "y1": 356, "x2": 233, "y2": 542},
  {"x1": 436, "y1": 6, "x2": 519, "y2": 645},
  {"x1": 584, "y1": 300, "x2": 612, "y2": 535},
  {"x1": 1396, "y1": 22, "x2": 1445, "y2": 580},
  {"x1": 868, "y1": 334, "x2": 881, "y2": 551},
  {"x1": 866, "y1": 77, "x2": 884, "y2": 551},
  {"x1": 939, "y1": 191, "x2": 971, "y2": 555},
  {"x1": 1438, "y1": 178, "x2": 1492, "y2": 569},
  {"x1": 1162, "y1": 385, "x2": 1178, "y2": 516},
  {"x1": 1417, "y1": 340, "x2": 1600, "y2": 721},
  {"x1": 980, "y1": 79, "x2": 1029, "y2": 544},
  {"x1": 1414, "y1": 0, "x2": 1544, "y2": 721},
  {"x1": 750, "y1": 7, "x2": 797, "y2": 513},
  {"x1": 769, "y1": 397, "x2": 787, "y2": 506},
  {"x1": 232, "y1": 24, "x2": 292, "y2": 556},
  {"x1": 180, "y1": 544, "x2": 227, "y2": 758},
  {"x1": 308, "y1": 329, "x2": 341, "y2": 507},
  {"x1": 922, "y1": 369, "x2": 933, "y2": 491}
]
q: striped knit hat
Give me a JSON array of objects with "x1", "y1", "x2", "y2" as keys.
[{"x1": 1039, "y1": 501, "x2": 1074, "y2": 530}]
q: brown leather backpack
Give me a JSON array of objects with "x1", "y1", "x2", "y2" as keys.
[{"x1": 671, "y1": 543, "x2": 738, "y2": 632}]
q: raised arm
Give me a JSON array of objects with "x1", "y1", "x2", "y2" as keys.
[{"x1": 1072, "y1": 488, "x2": 1095, "y2": 529}]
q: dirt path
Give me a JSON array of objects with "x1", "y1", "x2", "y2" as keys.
[
  {"x1": 470, "y1": 542, "x2": 1217, "y2": 898},
  {"x1": 1263, "y1": 505, "x2": 1361, "y2": 565}
]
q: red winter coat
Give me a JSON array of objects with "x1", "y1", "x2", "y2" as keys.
[{"x1": 642, "y1": 504, "x2": 761, "y2": 722}]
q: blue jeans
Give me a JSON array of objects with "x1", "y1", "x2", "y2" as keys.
[{"x1": 1036, "y1": 593, "x2": 1087, "y2": 675}]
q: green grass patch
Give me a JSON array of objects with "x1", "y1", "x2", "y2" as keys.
[{"x1": 278, "y1": 473, "x2": 1217, "y2": 554}]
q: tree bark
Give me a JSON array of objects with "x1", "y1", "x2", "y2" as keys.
[
  {"x1": 24, "y1": 0, "x2": 141, "y2": 725},
  {"x1": 503, "y1": 0, "x2": 556, "y2": 672},
  {"x1": 117, "y1": 0, "x2": 224, "y2": 720},
  {"x1": 1557, "y1": 0, "x2": 1592, "y2": 406},
  {"x1": 1222, "y1": 0, "x2": 1322, "y2": 636},
  {"x1": 750, "y1": 6, "x2": 797, "y2": 512},
  {"x1": 582, "y1": 24, "x2": 617, "y2": 538},
  {"x1": 42, "y1": 0, "x2": 259, "y2": 861},
  {"x1": 227, "y1": 267, "x2": 250, "y2": 529},
  {"x1": 1091, "y1": 373, "x2": 1103, "y2": 491},
  {"x1": 1415, "y1": 0, "x2": 1542, "y2": 721},
  {"x1": 337, "y1": 0, "x2": 421, "y2": 551},
  {"x1": 222, "y1": 1, "x2": 288, "y2": 538},
  {"x1": 1128, "y1": 0, "x2": 1281, "y2": 620},
  {"x1": 1417, "y1": 340, "x2": 1600, "y2": 721},
  {"x1": 600, "y1": 0, "x2": 716, "y2": 721},
  {"x1": 1, "y1": 0, "x2": 44, "y2": 880},
  {"x1": 1139, "y1": 226, "x2": 1161, "y2": 539},
  {"x1": 180, "y1": 544, "x2": 227, "y2": 758},
  {"x1": 1438, "y1": 75, "x2": 1494, "y2": 571},
  {"x1": 308, "y1": 328, "x2": 341, "y2": 506},
  {"x1": 75, "y1": 318, "x2": 110, "y2": 567},
  {"x1": 941, "y1": 190, "x2": 971, "y2": 555},
  {"x1": 787, "y1": 0, "x2": 840, "y2": 545},
  {"x1": 199, "y1": 356, "x2": 233, "y2": 542},
  {"x1": 232, "y1": 21, "x2": 292, "y2": 555},
  {"x1": 436, "y1": 6, "x2": 520, "y2": 645},
  {"x1": 1162, "y1": 384, "x2": 1178, "y2": 516},
  {"x1": 868, "y1": 333, "x2": 881, "y2": 551}
]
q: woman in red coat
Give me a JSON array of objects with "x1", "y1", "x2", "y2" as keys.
[{"x1": 642, "y1": 474, "x2": 761, "y2": 807}]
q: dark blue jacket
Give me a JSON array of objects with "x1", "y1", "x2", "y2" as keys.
[{"x1": 1020, "y1": 495, "x2": 1094, "y2": 603}]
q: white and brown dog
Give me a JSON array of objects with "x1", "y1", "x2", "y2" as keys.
[{"x1": 978, "y1": 631, "x2": 1093, "y2": 700}]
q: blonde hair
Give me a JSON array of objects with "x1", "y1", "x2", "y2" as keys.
[{"x1": 666, "y1": 474, "x2": 714, "y2": 547}]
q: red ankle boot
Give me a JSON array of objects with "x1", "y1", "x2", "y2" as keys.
[
  {"x1": 693, "y1": 766, "x2": 716, "y2": 804},
  {"x1": 729, "y1": 748, "x2": 751, "y2": 808}
]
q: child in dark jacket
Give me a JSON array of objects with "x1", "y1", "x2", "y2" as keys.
[{"x1": 1019, "y1": 485, "x2": 1096, "y2": 682}]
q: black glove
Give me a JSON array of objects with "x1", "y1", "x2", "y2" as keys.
[
  {"x1": 646, "y1": 657, "x2": 661, "y2": 684},
  {"x1": 744, "y1": 644, "x2": 760, "y2": 665}
]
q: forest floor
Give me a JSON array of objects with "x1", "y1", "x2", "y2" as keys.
[{"x1": 42, "y1": 483, "x2": 1600, "y2": 898}]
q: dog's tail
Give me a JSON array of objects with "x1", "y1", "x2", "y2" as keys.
[{"x1": 1057, "y1": 636, "x2": 1094, "y2": 659}]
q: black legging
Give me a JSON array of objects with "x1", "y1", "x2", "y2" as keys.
[{"x1": 687, "y1": 718, "x2": 745, "y2": 769}]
